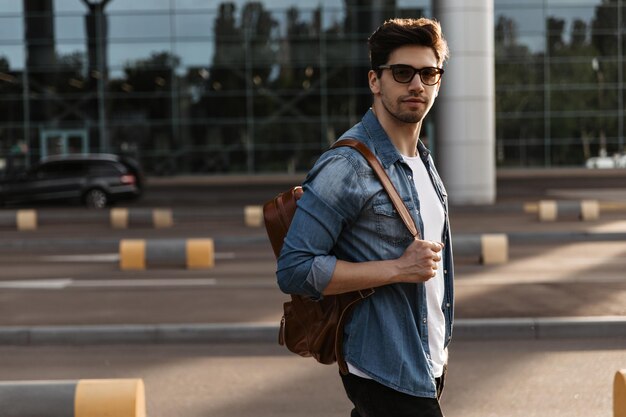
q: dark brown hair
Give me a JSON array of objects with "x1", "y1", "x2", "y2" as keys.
[{"x1": 368, "y1": 18, "x2": 449, "y2": 74}]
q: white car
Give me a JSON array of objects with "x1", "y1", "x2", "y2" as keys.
[{"x1": 585, "y1": 154, "x2": 626, "y2": 169}]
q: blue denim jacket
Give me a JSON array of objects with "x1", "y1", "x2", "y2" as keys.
[{"x1": 276, "y1": 109, "x2": 454, "y2": 398}]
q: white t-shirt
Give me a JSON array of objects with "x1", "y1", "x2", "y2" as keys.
[
  {"x1": 403, "y1": 154, "x2": 447, "y2": 378},
  {"x1": 348, "y1": 153, "x2": 447, "y2": 379}
]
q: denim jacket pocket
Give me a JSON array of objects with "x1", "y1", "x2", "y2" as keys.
[{"x1": 372, "y1": 199, "x2": 415, "y2": 246}]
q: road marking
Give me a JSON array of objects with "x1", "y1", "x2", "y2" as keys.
[
  {"x1": 41, "y1": 254, "x2": 120, "y2": 262},
  {"x1": 0, "y1": 278, "x2": 276, "y2": 290},
  {"x1": 0, "y1": 279, "x2": 73, "y2": 289},
  {"x1": 40, "y1": 252, "x2": 236, "y2": 262},
  {"x1": 72, "y1": 278, "x2": 219, "y2": 287}
]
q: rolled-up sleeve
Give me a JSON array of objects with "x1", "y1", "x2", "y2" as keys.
[{"x1": 276, "y1": 152, "x2": 364, "y2": 299}]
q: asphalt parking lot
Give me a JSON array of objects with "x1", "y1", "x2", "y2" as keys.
[{"x1": 0, "y1": 168, "x2": 625, "y2": 415}]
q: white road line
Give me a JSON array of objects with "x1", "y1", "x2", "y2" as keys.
[
  {"x1": 72, "y1": 278, "x2": 218, "y2": 288},
  {"x1": 0, "y1": 277, "x2": 278, "y2": 290},
  {"x1": 40, "y1": 252, "x2": 236, "y2": 262},
  {"x1": 41, "y1": 254, "x2": 120, "y2": 262},
  {"x1": 0, "y1": 279, "x2": 73, "y2": 289}
]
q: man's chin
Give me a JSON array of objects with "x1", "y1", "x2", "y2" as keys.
[{"x1": 394, "y1": 112, "x2": 423, "y2": 124}]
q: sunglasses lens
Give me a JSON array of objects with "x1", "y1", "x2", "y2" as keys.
[
  {"x1": 392, "y1": 66, "x2": 414, "y2": 83},
  {"x1": 421, "y1": 68, "x2": 440, "y2": 85}
]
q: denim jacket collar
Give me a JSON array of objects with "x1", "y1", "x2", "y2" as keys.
[{"x1": 362, "y1": 108, "x2": 432, "y2": 168}]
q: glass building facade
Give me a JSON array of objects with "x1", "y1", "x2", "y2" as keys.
[{"x1": 0, "y1": 0, "x2": 623, "y2": 175}]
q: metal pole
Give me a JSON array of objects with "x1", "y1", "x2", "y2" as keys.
[
  {"x1": 96, "y1": 4, "x2": 107, "y2": 153},
  {"x1": 244, "y1": 27, "x2": 255, "y2": 173}
]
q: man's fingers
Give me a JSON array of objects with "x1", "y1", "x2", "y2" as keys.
[{"x1": 431, "y1": 241, "x2": 444, "y2": 251}]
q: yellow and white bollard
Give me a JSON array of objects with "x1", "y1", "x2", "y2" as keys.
[
  {"x1": 615, "y1": 369, "x2": 626, "y2": 417},
  {"x1": 119, "y1": 238, "x2": 214, "y2": 270},
  {"x1": 534, "y1": 200, "x2": 600, "y2": 222},
  {"x1": 111, "y1": 208, "x2": 173, "y2": 229},
  {"x1": 0, "y1": 378, "x2": 146, "y2": 417},
  {"x1": 244, "y1": 205, "x2": 264, "y2": 227},
  {"x1": 453, "y1": 233, "x2": 509, "y2": 265},
  {"x1": 480, "y1": 234, "x2": 509, "y2": 265}
]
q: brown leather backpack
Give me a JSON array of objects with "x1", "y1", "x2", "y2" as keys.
[{"x1": 263, "y1": 139, "x2": 418, "y2": 374}]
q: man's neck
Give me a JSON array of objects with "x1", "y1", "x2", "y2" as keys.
[{"x1": 371, "y1": 104, "x2": 421, "y2": 157}]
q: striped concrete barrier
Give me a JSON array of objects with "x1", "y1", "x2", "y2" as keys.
[
  {"x1": 244, "y1": 205, "x2": 263, "y2": 227},
  {"x1": 454, "y1": 233, "x2": 508, "y2": 265},
  {"x1": 616, "y1": 369, "x2": 626, "y2": 417},
  {"x1": 110, "y1": 208, "x2": 173, "y2": 229},
  {"x1": 119, "y1": 238, "x2": 214, "y2": 270},
  {"x1": 0, "y1": 378, "x2": 145, "y2": 417},
  {"x1": 0, "y1": 209, "x2": 37, "y2": 231},
  {"x1": 524, "y1": 200, "x2": 600, "y2": 221}
]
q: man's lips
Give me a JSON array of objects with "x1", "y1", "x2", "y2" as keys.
[{"x1": 402, "y1": 97, "x2": 427, "y2": 104}]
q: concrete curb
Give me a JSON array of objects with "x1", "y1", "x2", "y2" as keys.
[{"x1": 0, "y1": 317, "x2": 624, "y2": 346}]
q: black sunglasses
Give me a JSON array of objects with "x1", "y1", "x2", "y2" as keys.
[{"x1": 378, "y1": 64, "x2": 444, "y2": 86}]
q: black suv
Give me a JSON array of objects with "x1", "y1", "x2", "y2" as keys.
[{"x1": 0, "y1": 154, "x2": 144, "y2": 209}]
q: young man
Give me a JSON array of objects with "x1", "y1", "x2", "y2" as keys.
[{"x1": 277, "y1": 18, "x2": 453, "y2": 417}]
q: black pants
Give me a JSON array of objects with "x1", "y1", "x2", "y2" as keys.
[{"x1": 340, "y1": 372, "x2": 445, "y2": 417}]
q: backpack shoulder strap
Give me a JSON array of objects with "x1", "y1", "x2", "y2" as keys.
[{"x1": 331, "y1": 138, "x2": 420, "y2": 240}]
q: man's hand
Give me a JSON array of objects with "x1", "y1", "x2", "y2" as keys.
[
  {"x1": 324, "y1": 239, "x2": 444, "y2": 295},
  {"x1": 394, "y1": 239, "x2": 443, "y2": 283}
]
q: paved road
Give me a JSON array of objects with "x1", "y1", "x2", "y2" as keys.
[
  {"x1": 0, "y1": 171, "x2": 625, "y2": 414},
  {"x1": 1, "y1": 182, "x2": 626, "y2": 326},
  {"x1": 0, "y1": 338, "x2": 624, "y2": 417}
]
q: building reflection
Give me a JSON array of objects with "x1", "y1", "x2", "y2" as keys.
[{"x1": 0, "y1": 0, "x2": 623, "y2": 174}]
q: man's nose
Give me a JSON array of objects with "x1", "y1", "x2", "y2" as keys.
[{"x1": 408, "y1": 73, "x2": 425, "y2": 92}]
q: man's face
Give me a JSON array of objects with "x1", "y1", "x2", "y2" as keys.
[{"x1": 369, "y1": 45, "x2": 441, "y2": 124}]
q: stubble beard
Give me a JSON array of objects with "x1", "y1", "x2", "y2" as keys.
[{"x1": 380, "y1": 94, "x2": 426, "y2": 124}]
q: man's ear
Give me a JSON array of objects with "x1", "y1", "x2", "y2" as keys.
[{"x1": 368, "y1": 70, "x2": 380, "y2": 94}]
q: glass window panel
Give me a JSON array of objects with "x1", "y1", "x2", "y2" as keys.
[
  {"x1": 273, "y1": 8, "x2": 322, "y2": 38},
  {"x1": 547, "y1": 0, "x2": 601, "y2": 5},
  {"x1": 108, "y1": 42, "x2": 172, "y2": 69},
  {"x1": 550, "y1": 115, "x2": 618, "y2": 142},
  {"x1": 174, "y1": 13, "x2": 215, "y2": 38},
  {"x1": 550, "y1": 87, "x2": 617, "y2": 111},
  {"x1": 589, "y1": 34, "x2": 618, "y2": 56},
  {"x1": 397, "y1": 0, "x2": 430, "y2": 8},
  {"x1": 56, "y1": 44, "x2": 87, "y2": 59},
  {"x1": 175, "y1": 42, "x2": 213, "y2": 68},
  {"x1": 321, "y1": 8, "x2": 346, "y2": 32},
  {"x1": 0, "y1": 2, "x2": 22, "y2": 13},
  {"x1": 498, "y1": 141, "x2": 547, "y2": 167},
  {"x1": 55, "y1": 15, "x2": 85, "y2": 40},
  {"x1": 0, "y1": 97, "x2": 23, "y2": 123},
  {"x1": 550, "y1": 59, "x2": 617, "y2": 83},
  {"x1": 174, "y1": 0, "x2": 214, "y2": 11},
  {"x1": 496, "y1": 35, "x2": 545, "y2": 55},
  {"x1": 546, "y1": 6, "x2": 599, "y2": 31},
  {"x1": 496, "y1": 0, "x2": 542, "y2": 6},
  {"x1": 496, "y1": 59, "x2": 545, "y2": 85},
  {"x1": 495, "y1": 10, "x2": 545, "y2": 33},
  {"x1": 109, "y1": 14, "x2": 171, "y2": 39},
  {"x1": 108, "y1": 0, "x2": 170, "y2": 12},
  {"x1": 0, "y1": 17, "x2": 23, "y2": 41},
  {"x1": 0, "y1": 45, "x2": 24, "y2": 70},
  {"x1": 496, "y1": 115, "x2": 545, "y2": 142},
  {"x1": 550, "y1": 139, "x2": 589, "y2": 165},
  {"x1": 54, "y1": 0, "x2": 86, "y2": 13},
  {"x1": 497, "y1": 89, "x2": 545, "y2": 114}
]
